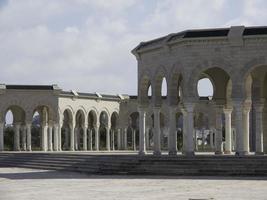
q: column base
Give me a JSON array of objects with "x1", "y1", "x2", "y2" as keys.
[
  {"x1": 153, "y1": 151, "x2": 161, "y2": 156},
  {"x1": 168, "y1": 151, "x2": 177, "y2": 156},
  {"x1": 215, "y1": 151, "x2": 223, "y2": 155},
  {"x1": 224, "y1": 150, "x2": 232, "y2": 155},
  {"x1": 183, "y1": 151, "x2": 195, "y2": 157},
  {"x1": 255, "y1": 152, "x2": 264, "y2": 155},
  {"x1": 139, "y1": 151, "x2": 146, "y2": 156},
  {"x1": 235, "y1": 151, "x2": 248, "y2": 156}
]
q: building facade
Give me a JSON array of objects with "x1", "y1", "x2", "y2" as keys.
[{"x1": 0, "y1": 26, "x2": 267, "y2": 157}]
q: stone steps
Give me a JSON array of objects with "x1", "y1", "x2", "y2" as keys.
[{"x1": 1, "y1": 153, "x2": 267, "y2": 176}]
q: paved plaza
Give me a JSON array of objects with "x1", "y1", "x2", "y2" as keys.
[{"x1": 0, "y1": 167, "x2": 267, "y2": 200}]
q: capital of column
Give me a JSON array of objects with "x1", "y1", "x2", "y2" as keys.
[
  {"x1": 183, "y1": 102, "x2": 195, "y2": 113},
  {"x1": 95, "y1": 123, "x2": 100, "y2": 128},
  {"x1": 168, "y1": 105, "x2": 177, "y2": 114},
  {"x1": 255, "y1": 99, "x2": 265, "y2": 112},
  {"x1": 14, "y1": 122, "x2": 21, "y2": 128},
  {"x1": 223, "y1": 108, "x2": 233, "y2": 115},
  {"x1": 153, "y1": 106, "x2": 161, "y2": 113},
  {"x1": 138, "y1": 105, "x2": 147, "y2": 112},
  {"x1": 83, "y1": 123, "x2": 88, "y2": 129}
]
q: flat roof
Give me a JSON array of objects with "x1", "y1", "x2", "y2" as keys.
[
  {"x1": 135, "y1": 26, "x2": 267, "y2": 51},
  {"x1": 6, "y1": 85, "x2": 54, "y2": 90}
]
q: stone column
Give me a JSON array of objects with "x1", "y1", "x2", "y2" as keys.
[
  {"x1": 89, "y1": 128, "x2": 93, "y2": 151},
  {"x1": 58, "y1": 123, "x2": 62, "y2": 151},
  {"x1": 153, "y1": 107, "x2": 161, "y2": 156},
  {"x1": 168, "y1": 106, "x2": 177, "y2": 156},
  {"x1": 215, "y1": 105, "x2": 223, "y2": 155},
  {"x1": 224, "y1": 108, "x2": 232, "y2": 154},
  {"x1": 138, "y1": 107, "x2": 146, "y2": 155},
  {"x1": 14, "y1": 123, "x2": 21, "y2": 151},
  {"x1": 233, "y1": 101, "x2": 244, "y2": 156},
  {"x1": 106, "y1": 126, "x2": 110, "y2": 151},
  {"x1": 146, "y1": 127, "x2": 150, "y2": 150},
  {"x1": 182, "y1": 110, "x2": 187, "y2": 154},
  {"x1": 26, "y1": 123, "x2": 32, "y2": 151},
  {"x1": 74, "y1": 127, "x2": 79, "y2": 150},
  {"x1": 117, "y1": 128, "x2": 121, "y2": 150},
  {"x1": 83, "y1": 125, "x2": 88, "y2": 151},
  {"x1": 123, "y1": 127, "x2": 127, "y2": 150},
  {"x1": 41, "y1": 122, "x2": 48, "y2": 151},
  {"x1": 21, "y1": 125, "x2": 27, "y2": 151},
  {"x1": 95, "y1": 125, "x2": 99, "y2": 151},
  {"x1": 243, "y1": 102, "x2": 251, "y2": 154},
  {"x1": 0, "y1": 122, "x2": 4, "y2": 151},
  {"x1": 209, "y1": 129, "x2": 214, "y2": 149},
  {"x1": 48, "y1": 123, "x2": 53, "y2": 151},
  {"x1": 255, "y1": 102, "x2": 265, "y2": 155},
  {"x1": 183, "y1": 103, "x2": 195, "y2": 156},
  {"x1": 64, "y1": 127, "x2": 69, "y2": 150},
  {"x1": 112, "y1": 130, "x2": 115, "y2": 151},
  {"x1": 53, "y1": 124, "x2": 59, "y2": 151},
  {"x1": 70, "y1": 125, "x2": 75, "y2": 151},
  {"x1": 133, "y1": 129, "x2": 136, "y2": 151}
]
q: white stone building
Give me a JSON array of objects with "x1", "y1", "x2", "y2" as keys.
[{"x1": 0, "y1": 26, "x2": 267, "y2": 157}]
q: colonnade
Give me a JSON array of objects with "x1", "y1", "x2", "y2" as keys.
[{"x1": 137, "y1": 100, "x2": 266, "y2": 156}]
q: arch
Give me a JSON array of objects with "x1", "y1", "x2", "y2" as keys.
[
  {"x1": 99, "y1": 110, "x2": 109, "y2": 127},
  {"x1": 29, "y1": 100, "x2": 57, "y2": 122},
  {"x1": 88, "y1": 110, "x2": 97, "y2": 128},
  {"x1": 139, "y1": 73, "x2": 152, "y2": 105},
  {"x1": 152, "y1": 66, "x2": 168, "y2": 106},
  {"x1": 3, "y1": 105, "x2": 26, "y2": 151},
  {"x1": 111, "y1": 111, "x2": 119, "y2": 129},
  {"x1": 197, "y1": 78, "x2": 214, "y2": 98},
  {"x1": 168, "y1": 69, "x2": 183, "y2": 105},
  {"x1": 61, "y1": 108, "x2": 74, "y2": 151},
  {"x1": 187, "y1": 60, "x2": 233, "y2": 99},
  {"x1": 31, "y1": 110, "x2": 41, "y2": 150},
  {"x1": 191, "y1": 66, "x2": 232, "y2": 103}
]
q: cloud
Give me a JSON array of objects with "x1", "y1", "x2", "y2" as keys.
[{"x1": 0, "y1": 0, "x2": 266, "y2": 95}]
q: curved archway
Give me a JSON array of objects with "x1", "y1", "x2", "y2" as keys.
[
  {"x1": 111, "y1": 112, "x2": 119, "y2": 150},
  {"x1": 61, "y1": 109, "x2": 73, "y2": 151},
  {"x1": 139, "y1": 74, "x2": 151, "y2": 105},
  {"x1": 99, "y1": 111, "x2": 109, "y2": 150},
  {"x1": 4, "y1": 106, "x2": 26, "y2": 151},
  {"x1": 197, "y1": 78, "x2": 214, "y2": 98},
  {"x1": 75, "y1": 110, "x2": 86, "y2": 151},
  {"x1": 242, "y1": 64, "x2": 267, "y2": 153},
  {"x1": 88, "y1": 110, "x2": 97, "y2": 150}
]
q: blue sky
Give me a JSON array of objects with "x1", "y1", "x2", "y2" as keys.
[{"x1": 0, "y1": 0, "x2": 266, "y2": 95}]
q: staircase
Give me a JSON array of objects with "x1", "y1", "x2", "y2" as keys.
[{"x1": 1, "y1": 152, "x2": 267, "y2": 176}]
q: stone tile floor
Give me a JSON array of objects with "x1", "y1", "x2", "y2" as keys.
[{"x1": 0, "y1": 167, "x2": 267, "y2": 200}]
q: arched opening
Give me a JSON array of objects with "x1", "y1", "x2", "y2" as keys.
[
  {"x1": 62, "y1": 109, "x2": 73, "y2": 151},
  {"x1": 127, "y1": 112, "x2": 139, "y2": 151},
  {"x1": 31, "y1": 111, "x2": 41, "y2": 150},
  {"x1": 244, "y1": 65, "x2": 267, "y2": 153},
  {"x1": 75, "y1": 110, "x2": 85, "y2": 151},
  {"x1": 4, "y1": 106, "x2": 25, "y2": 151},
  {"x1": 88, "y1": 110, "x2": 97, "y2": 150},
  {"x1": 4, "y1": 110, "x2": 14, "y2": 150},
  {"x1": 111, "y1": 112, "x2": 119, "y2": 150},
  {"x1": 197, "y1": 78, "x2": 214, "y2": 98},
  {"x1": 139, "y1": 75, "x2": 151, "y2": 105},
  {"x1": 161, "y1": 77, "x2": 167, "y2": 97},
  {"x1": 148, "y1": 85, "x2": 152, "y2": 97},
  {"x1": 176, "y1": 112, "x2": 183, "y2": 151},
  {"x1": 160, "y1": 112, "x2": 167, "y2": 150},
  {"x1": 194, "y1": 67, "x2": 232, "y2": 154},
  {"x1": 99, "y1": 111, "x2": 108, "y2": 150}
]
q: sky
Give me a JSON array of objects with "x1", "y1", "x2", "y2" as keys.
[{"x1": 0, "y1": 0, "x2": 267, "y2": 96}]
